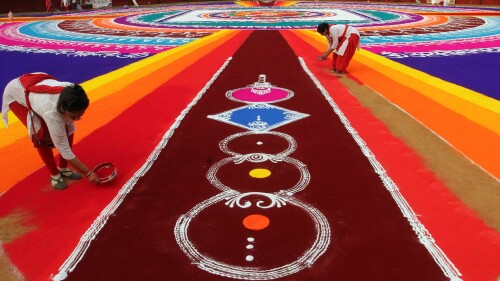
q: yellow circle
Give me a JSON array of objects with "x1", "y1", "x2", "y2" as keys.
[{"x1": 249, "y1": 168, "x2": 271, "y2": 179}]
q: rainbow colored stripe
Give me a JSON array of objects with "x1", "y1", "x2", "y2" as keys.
[{"x1": 0, "y1": 2, "x2": 499, "y2": 280}]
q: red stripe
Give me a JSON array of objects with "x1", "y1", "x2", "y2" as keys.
[
  {"x1": 63, "y1": 30, "x2": 448, "y2": 280},
  {"x1": 0, "y1": 31, "x2": 250, "y2": 280},
  {"x1": 280, "y1": 29, "x2": 500, "y2": 281}
]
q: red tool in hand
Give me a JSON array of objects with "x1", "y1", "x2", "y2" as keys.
[{"x1": 92, "y1": 162, "x2": 117, "y2": 183}]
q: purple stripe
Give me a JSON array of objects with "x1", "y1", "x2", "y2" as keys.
[
  {"x1": 392, "y1": 53, "x2": 500, "y2": 100},
  {"x1": 0, "y1": 52, "x2": 145, "y2": 109}
]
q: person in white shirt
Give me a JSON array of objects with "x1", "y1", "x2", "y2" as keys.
[
  {"x1": 317, "y1": 22, "x2": 361, "y2": 74},
  {"x1": 2, "y1": 73, "x2": 100, "y2": 189}
]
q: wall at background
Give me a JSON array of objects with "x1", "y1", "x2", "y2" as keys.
[
  {"x1": 2, "y1": 1, "x2": 46, "y2": 13},
  {"x1": 1, "y1": 0, "x2": 178, "y2": 13},
  {"x1": 0, "y1": 0, "x2": 498, "y2": 15}
]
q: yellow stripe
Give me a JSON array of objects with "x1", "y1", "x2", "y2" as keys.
[
  {"x1": 0, "y1": 30, "x2": 239, "y2": 146},
  {"x1": 0, "y1": 29, "x2": 232, "y2": 129},
  {"x1": 355, "y1": 51, "x2": 500, "y2": 134},
  {"x1": 297, "y1": 29, "x2": 500, "y2": 134},
  {"x1": 359, "y1": 50, "x2": 500, "y2": 114},
  {"x1": 81, "y1": 29, "x2": 235, "y2": 95},
  {"x1": 0, "y1": 29, "x2": 242, "y2": 192}
]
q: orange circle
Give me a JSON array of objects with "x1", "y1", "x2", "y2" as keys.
[{"x1": 243, "y1": 214, "x2": 270, "y2": 230}]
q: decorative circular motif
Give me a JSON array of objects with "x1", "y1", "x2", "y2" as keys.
[
  {"x1": 174, "y1": 192, "x2": 331, "y2": 280},
  {"x1": 226, "y1": 86, "x2": 294, "y2": 104},
  {"x1": 220, "y1": 131, "x2": 297, "y2": 157},
  {"x1": 207, "y1": 155, "x2": 310, "y2": 195},
  {"x1": 202, "y1": 10, "x2": 335, "y2": 21},
  {"x1": 2, "y1": 3, "x2": 497, "y2": 58}
]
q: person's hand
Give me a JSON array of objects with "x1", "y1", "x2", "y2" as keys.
[
  {"x1": 86, "y1": 171, "x2": 101, "y2": 184},
  {"x1": 318, "y1": 52, "x2": 329, "y2": 60}
]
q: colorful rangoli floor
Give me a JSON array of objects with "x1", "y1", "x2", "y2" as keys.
[{"x1": 0, "y1": 2, "x2": 499, "y2": 281}]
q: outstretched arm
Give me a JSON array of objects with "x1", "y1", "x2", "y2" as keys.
[
  {"x1": 68, "y1": 157, "x2": 100, "y2": 184},
  {"x1": 318, "y1": 32, "x2": 336, "y2": 60},
  {"x1": 317, "y1": 49, "x2": 334, "y2": 60}
]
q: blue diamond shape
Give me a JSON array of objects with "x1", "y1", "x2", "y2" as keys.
[{"x1": 207, "y1": 104, "x2": 309, "y2": 132}]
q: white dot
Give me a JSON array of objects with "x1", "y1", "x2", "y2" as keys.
[
  {"x1": 256, "y1": 141, "x2": 263, "y2": 145},
  {"x1": 247, "y1": 237, "x2": 255, "y2": 242},
  {"x1": 246, "y1": 255, "x2": 254, "y2": 262},
  {"x1": 246, "y1": 244, "x2": 254, "y2": 249}
]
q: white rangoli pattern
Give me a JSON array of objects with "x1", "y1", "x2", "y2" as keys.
[{"x1": 175, "y1": 74, "x2": 331, "y2": 280}]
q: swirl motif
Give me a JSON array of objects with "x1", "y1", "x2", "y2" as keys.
[
  {"x1": 233, "y1": 153, "x2": 283, "y2": 164},
  {"x1": 224, "y1": 192, "x2": 288, "y2": 209},
  {"x1": 175, "y1": 74, "x2": 330, "y2": 280}
]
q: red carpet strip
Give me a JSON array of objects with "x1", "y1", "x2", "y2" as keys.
[
  {"x1": 0, "y1": 30, "x2": 251, "y2": 281},
  {"x1": 59, "y1": 31, "x2": 453, "y2": 281},
  {"x1": 280, "y1": 30, "x2": 500, "y2": 281}
]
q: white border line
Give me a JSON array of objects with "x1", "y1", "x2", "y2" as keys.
[
  {"x1": 174, "y1": 193, "x2": 331, "y2": 280},
  {"x1": 298, "y1": 57, "x2": 462, "y2": 281},
  {"x1": 52, "y1": 57, "x2": 233, "y2": 281},
  {"x1": 52, "y1": 54, "x2": 463, "y2": 281}
]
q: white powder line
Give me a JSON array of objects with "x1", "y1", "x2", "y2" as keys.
[
  {"x1": 52, "y1": 57, "x2": 233, "y2": 281},
  {"x1": 299, "y1": 57, "x2": 462, "y2": 281},
  {"x1": 174, "y1": 192, "x2": 331, "y2": 280}
]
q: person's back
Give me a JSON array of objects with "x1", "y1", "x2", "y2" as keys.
[
  {"x1": 2, "y1": 73, "x2": 101, "y2": 189},
  {"x1": 316, "y1": 22, "x2": 361, "y2": 74}
]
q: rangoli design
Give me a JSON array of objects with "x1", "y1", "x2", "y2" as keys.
[
  {"x1": 0, "y1": 2, "x2": 498, "y2": 281},
  {"x1": 175, "y1": 74, "x2": 329, "y2": 279}
]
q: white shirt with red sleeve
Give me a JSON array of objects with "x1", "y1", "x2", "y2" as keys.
[
  {"x1": 326, "y1": 24, "x2": 361, "y2": 56},
  {"x1": 2, "y1": 76, "x2": 77, "y2": 160}
]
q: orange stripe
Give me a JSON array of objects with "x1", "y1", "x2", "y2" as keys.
[
  {"x1": 291, "y1": 29, "x2": 500, "y2": 178},
  {"x1": 353, "y1": 54, "x2": 500, "y2": 132},
  {"x1": 0, "y1": 29, "x2": 239, "y2": 146},
  {"x1": 348, "y1": 60, "x2": 500, "y2": 177},
  {"x1": 0, "y1": 30, "x2": 242, "y2": 193}
]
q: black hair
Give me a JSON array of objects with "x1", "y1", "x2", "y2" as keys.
[
  {"x1": 57, "y1": 84, "x2": 89, "y2": 113},
  {"x1": 317, "y1": 22, "x2": 329, "y2": 33}
]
